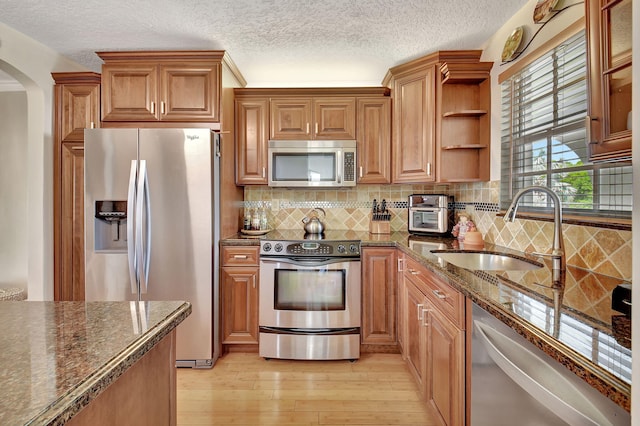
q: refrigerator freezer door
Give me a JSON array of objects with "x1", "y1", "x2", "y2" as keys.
[
  {"x1": 139, "y1": 128, "x2": 213, "y2": 363},
  {"x1": 85, "y1": 128, "x2": 139, "y2": 301}
]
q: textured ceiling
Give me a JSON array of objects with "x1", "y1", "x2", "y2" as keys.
[{"x1": 1, "y1": 0, "x2": 528, "y2": 87}]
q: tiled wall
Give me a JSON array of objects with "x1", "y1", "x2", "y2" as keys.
[{"x1": 244, "y1": 181, "x2": 632, "y2": 281}]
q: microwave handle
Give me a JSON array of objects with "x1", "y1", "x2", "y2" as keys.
[{"x1": 337, "y1": 151, "x2": 342, "y2": 184}]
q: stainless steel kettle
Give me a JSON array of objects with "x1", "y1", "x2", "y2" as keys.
[{"x1": 302, "y1": 208, "x2": 326, "y2": 234}]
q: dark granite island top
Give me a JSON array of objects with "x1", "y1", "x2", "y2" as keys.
[{"x1": 0, "y1": 300, "x2": 191, "y2": 425}]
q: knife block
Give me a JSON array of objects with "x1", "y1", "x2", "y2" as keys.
[{"x1": 369, "y1": 217, "x2": 390, "y2": 234}]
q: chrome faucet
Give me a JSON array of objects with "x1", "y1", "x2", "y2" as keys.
[{"x1": 504, "y1": 186, "x2": 565, "y2": 278}]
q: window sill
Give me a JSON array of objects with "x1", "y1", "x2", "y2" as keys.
[{"x1": 496, "y1": 211, "x2": 631, "y2": 232}]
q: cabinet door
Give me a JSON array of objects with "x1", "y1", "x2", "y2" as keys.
[
  {"x1": 403, "y1": 277, "x2": 428, "y2": 390},
  {"x1": 361, "y1": 248, "x2": 397, "y2": 346},
  {"x1": 270, "y1": 98, "x2": 313, "y2": 139},
  {"x1": 313, "y1": 97, "x2": 356, "y2": 139},
  {"x1": 236, "y1": 98, "x2": 269, "y2": 184},
  {"x1": 221, "y1": 267, "x2": 259, "y2": 345},
  {"x1": 101, "y1": 64, "x2": 159, "y2": 121},
  {"x1": 161, "y1": 63, "x2": 220, "y2": 122},
  {"x1": 357, "y1": 97, "x2": 391, "y2": 183},
  {"x1": 425, "y1": 308, "x2": 465, "y2": 426},
  {"x1": 59, "y1": 143, "x2": 85, "y2": 301},
  {"x1": 587, "y1": 0, "x2": 632, "y2": 161},
  {"x1": 392, "y1": 67, "x2": 436, "y2": 183},
  {"x1": 59, "y1": 84, "x2": 100, "y2": 141}
]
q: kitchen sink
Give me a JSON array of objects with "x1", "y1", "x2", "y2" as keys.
[{"x1": 431, "y1": 251, "x2": 543, "y2": 271}]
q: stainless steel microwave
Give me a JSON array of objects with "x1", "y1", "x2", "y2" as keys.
[{"x1": 268, "y1": 140, "x2": 356, "y2": 187}]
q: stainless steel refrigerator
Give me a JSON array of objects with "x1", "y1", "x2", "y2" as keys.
[{"x1": 84, "y1": 128, "x2": 220, "y2": 368}]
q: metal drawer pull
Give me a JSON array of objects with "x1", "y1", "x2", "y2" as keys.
[
  {"x1": 408, "y1": 269, "x2": 420, "y2": 275},
  {"x1": 432, "y1": 289, "x2": 447, "y2": 300},
  {"x1": 233, "y1": 255, "x2": 248, "y2": 259},
  {"x1": 417, "y1": 303, "x2": 424, "y2": 321},
  {"x1": 422, "y1": 309, "x2": 430, "y2": 327}
]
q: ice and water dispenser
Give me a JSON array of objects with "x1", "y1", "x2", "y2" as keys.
[{"x1": 94, "y1": 200, "x2": 127, "y2": 251}]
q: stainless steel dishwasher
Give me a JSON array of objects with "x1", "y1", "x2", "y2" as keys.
[{"x1": 470, "y1": 303, "x2": 629, "y2": 425}]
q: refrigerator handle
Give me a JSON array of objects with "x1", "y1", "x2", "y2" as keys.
[
  {"x1": 136, "y1": 160, "x2": 151, "y2": 295},
  {"x1": 127, "y1": 160, "x2": 139, "y2": 296},
  {"x1": 142, "y1": 160, "x2": 152, "y2": 292}
]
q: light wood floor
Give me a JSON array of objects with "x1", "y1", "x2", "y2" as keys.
[{"x1": 177, "y1": 352, "x2": 436, "y2": 425}]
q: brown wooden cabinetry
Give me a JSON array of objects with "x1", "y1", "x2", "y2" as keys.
[
  {"x1": 357, "y1": 97, "x2": 391, "y2": 184},
  {"x1": 437, "y1": 61, "x2": 492, "y2": 182},
  {"x1": 402, "y1": 255, "x2": 465, "y2": 426},
  {"x1": 384, "y1": 50, "x2": 492, "y2": 184},
  {"x1": 234, "y1": 87, "x2": 390, "y2": 185},
  {"x1": 221, "y1": 246, "x2": 260, "y2": 350},
  {"x1": 586, "y1": 0, "x2": 632, "y2": 161},
  {"x1": 235, "y1": 98, "x2": 269, "y2": 184},
  {"x1": 361, "y1": 248, "x2": 397, "y2": 351},
  {"x1": 270, "y1": 97, "x2": 356, "y2": 140},
  {"x1": 52, "y1": 72, "x2": 101, "y2": 301},
  {"x1": 98, "y1": 51, "x2": 223, "y2": 123}
]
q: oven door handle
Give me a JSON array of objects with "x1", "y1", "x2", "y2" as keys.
[{"x1": 260, "y1": 256, "x2": 359, "y2": 267}]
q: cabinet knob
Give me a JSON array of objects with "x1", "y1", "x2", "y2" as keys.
[
  {"x1": 315, "y1": 122, "x2": 319, "y2": 134},
  {"x1": 262, "y1": 167, "x2": 266, "y2": 179},
  {"x1": 422, "y1": 309, "x2": 430, "y2": 327},
  {"x1": 150, "y1": 102, "x2": 156, "y2": 114},
  {"x1": 161, "y1": 101, "x2": 166, "y2": 115},
  {"x1": 359, "y1": 166, "x2": 363, "y2": 178},
  {"x1": 426, "y1": 162, "x2": 432, "y2": 177},
  {"x1": 417, "y1": 303, "x2": 424, "y2": 321}
]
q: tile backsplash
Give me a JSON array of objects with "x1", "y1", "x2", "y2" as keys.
[{"x1": 244, "y1": 181, "x2": 632, "y2": 281}]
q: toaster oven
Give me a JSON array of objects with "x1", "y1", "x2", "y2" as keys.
[{"x1": 408, "y1": 194, "x2": 453, "y2": 235}]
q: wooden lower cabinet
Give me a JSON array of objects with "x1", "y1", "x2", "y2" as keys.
[
  {"x1": 220, "y1": 247, "x2": 259, "y2": 350},
  {"x1": 402, "y1": 255, "x2": 465, "y2": 426},
  {"x1": 361, "y1": 248, "x2": 397, "y2": 351}
]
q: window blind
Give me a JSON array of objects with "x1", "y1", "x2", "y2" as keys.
[{"x1": 500, "y1": 31, "x2": 632, "y2": 217}]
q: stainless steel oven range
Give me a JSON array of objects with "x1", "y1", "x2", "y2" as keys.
[{"x1": 259, "y1": 237, "x2": 361, "y2": 361}]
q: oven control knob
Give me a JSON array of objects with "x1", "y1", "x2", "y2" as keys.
[
  {"x1": 349, "y1": 244, "x2": 359, "y2": 253},
  {"x1": 337, "y1": 244, "x2": 346, "y2": 253},
  {"x1": 274, "y1": 243, "x2": 283, "y2": 252},
  {"x1": 262, "y1": 242, "x2": 272, "y2": 252}
]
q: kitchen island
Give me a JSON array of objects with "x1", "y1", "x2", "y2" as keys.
[{"x1": 0, "y1": 300, "x2": 191, "y2": 425}]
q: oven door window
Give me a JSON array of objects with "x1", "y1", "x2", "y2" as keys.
[
  {"x1": 272, "y1": 153, "x2": 336, "y2": 183},
  {"x1": 412, "y1": 210, "x2": 439, "y2": 230},
  {"x1": 274, "y1": 268, "x2": 346, "y2": 311}
]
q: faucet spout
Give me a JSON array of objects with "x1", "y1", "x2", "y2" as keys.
[{"x1": 504, "y1": 186, "x2": 565, "y2": 275}]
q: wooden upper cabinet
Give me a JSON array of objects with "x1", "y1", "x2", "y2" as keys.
[
  {"x1": 586, "y1": 0, "x2": 632, "y2": 161},
  {"x1": 391, "y1": 66, "x2": 436, "y2": 183},
  {"x1": 98, "y1": 51, "x2": 222, "y2": 123},
  {"x1": 236, "y1": 98, "x2": 269, "y2": 184},
  {"x1": 357, "y1": 97, "x2": 391, "y2": 184},
  {"x1": 55, "y1": 80, "x2": 100, "y2": 141},
  {"x1": 271, "y1": 97, "x2": 356, "y2": 140}
]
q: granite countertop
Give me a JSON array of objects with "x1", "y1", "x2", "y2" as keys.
[
  {"x1": 0, "y1": 300, "x2": 191, "y2": 425},
  {"x1": 223, "y1": 229, "x2": 631, "y2": 411}
]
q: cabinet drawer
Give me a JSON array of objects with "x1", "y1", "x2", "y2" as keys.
[
  {"x1": 404, "y1": 256, "x2": 464, "y2": 328},
  {"x1": 221, "y1": 246, "x2": 259, "y2": 266}
]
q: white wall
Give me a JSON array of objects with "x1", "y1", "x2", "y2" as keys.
[
  {"x1": 0, "y1": 22, "x2": 87, "y2": 300},
  {"x1": 479, "y1": 0, "x2": 584, "y2": 181},
  {"x1": 0, "y1": 91, "x2": 28, "y2": 290}
]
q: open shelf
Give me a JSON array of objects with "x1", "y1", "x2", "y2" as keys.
[
  {"x1": 442, "y1": 110, "x2": 487, "y2": 118},
  {"x1": 442, "y1": 144, "x2": 486, "y2": 150}
]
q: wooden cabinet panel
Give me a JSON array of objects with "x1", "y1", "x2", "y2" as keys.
[
  {"x1": 98, "y1": 51, "x2": 223, "y2": 123},
  {"x1": 270, "y1": 98, "x2": 313, "y2": 139},
  {"x1": 60, "y1": 143, "x2": 85, "y2": 301},
  {"x1": 403, "y1": 276, "x2": 428, "y2": 389},
  {"x1": 236, "y1": 98, "x2": 269, "y2": 184},
  {"x1": 161, "y1": 63, "x2": 220, "y2": 121},
  {"x1": 361, "y1": 248, "x2": 397, "y2": 347},
  {"x1": 270, "y1": 97, "x2": 355, "y2": 140},
  {"x1": 59, "y1": 84, "x2": 100, "y2": 141},
  {"x1": 313, "y1": 97, "x2": 356, "y2": 139},
  {"x1": 101, "y1": 64, "x2": 158, "y2": 121},
  {"x1": 221, "y1": 246, "x2": 260, "y2": 347},
  {"x1": 357, "y1": 97, "x2": 391, "y2": 184},
  {"x1": 392, "y1": 68, "x2": 436, "y2": 183},
  {"x1": 221, "y1": 266, "x2": 259, "y2": 345},
  {"x1": 586, "y1": 0, "x2": 632, "y2": 161},
  {"x1": 425, "y1": 307, "x2": 465, "y2": 426}
]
